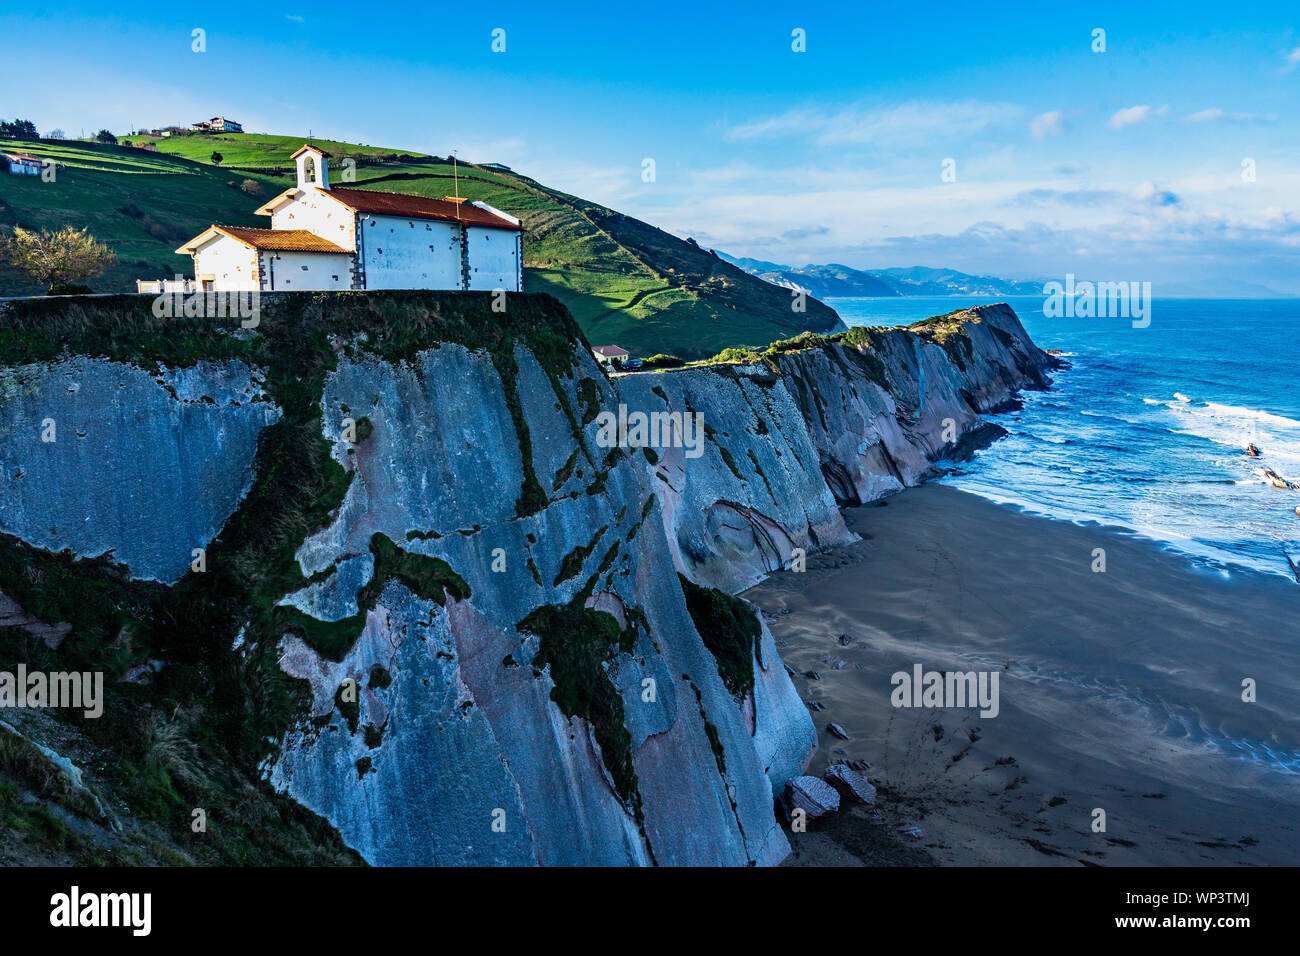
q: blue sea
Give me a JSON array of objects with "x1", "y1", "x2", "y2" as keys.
[{"x1": 831, "y1": 295, "x2": 1300, "y2": 580}]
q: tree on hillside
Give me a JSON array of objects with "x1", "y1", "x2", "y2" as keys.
[
  {"x1": 240, "y1": 179, "x2": 263, "y2": 196},
  {"x1": 46, "y1": 129, "x2": 66, "y2": 140},
  {"x1": 0, "y1": 226, "x2": 117, "y2": 293},
  {"x1": 94, "y1": 129, "x2": 117, "y2": 144},
  {"x1": 211, "y1": 151, "x2": 224, "y2": 165},
  {"x1": 0, "y1": 119, "x2": 39, "y2": 139}
]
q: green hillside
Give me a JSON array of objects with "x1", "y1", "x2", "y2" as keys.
[
  {"x1": 0, "y1": 132, "x2": 842, "y2": 358},
  {"x1": 0, "y1": 138, "x2": 282, "y2": 295}
]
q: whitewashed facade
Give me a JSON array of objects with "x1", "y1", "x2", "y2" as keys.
[{"x1": 176, "y1": 144, "x2": 524, "y2": 293}]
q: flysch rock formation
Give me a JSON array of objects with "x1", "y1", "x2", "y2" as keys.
[
  {"x1": 0, "y1": 295, "x2": 1054, "y2": 866},
  {"x1": 0, "y1": 357, "x2": 279, "y2": 583}
]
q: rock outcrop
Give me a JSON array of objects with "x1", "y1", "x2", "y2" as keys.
[
  {"x1": 785, "y1": 775, "x2": 840, "y2": 819},
  {"x1": 0, "y1": 293, "x2": 1054, "y2": 866},
  {"x1": 824, "y1": 763, "x2": 877, "y2": 804}
]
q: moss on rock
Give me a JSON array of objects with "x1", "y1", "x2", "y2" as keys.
[
  {"x1": 516, "y1": 601, "x2": 642, "y2": 819},
  {"x1": 677, "y1": 573, "x2": 760, "y2": 699}
]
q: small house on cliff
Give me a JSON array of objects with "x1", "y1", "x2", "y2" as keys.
[
  {"x1": 591, "y1": 345, "x2": 629, "y2": 369},
  {"x1": 175, "y1": 144, "x2": 523, "y2": 293}
]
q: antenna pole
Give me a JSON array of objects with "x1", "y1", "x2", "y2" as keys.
[{"x1": 453, "y1": 149, "x2": 460, "y2": 202}]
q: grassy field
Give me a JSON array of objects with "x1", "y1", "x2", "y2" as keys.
[{"x1": 0, "y1": 133, "x2": 842, "y2": 357}]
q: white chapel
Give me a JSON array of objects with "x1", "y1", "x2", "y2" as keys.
[{"x1": 176, "y1": 144, "x2": 523, "y2": 293}]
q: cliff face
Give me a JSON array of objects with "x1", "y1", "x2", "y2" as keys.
[
  {"x1": 769, "y1": 305, "x2": 1053, "y2": 505},
  {"x1": 266, "y1": 340, "x2": 798, "y2": 865},
  {"x1": 0, "y1": 294, "x2": 1052, "y2": 866},
  {"x1": 0, "y1": 357, "x2": 279, "y2": 583}
]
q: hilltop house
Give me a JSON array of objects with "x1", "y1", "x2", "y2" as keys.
[
  {"x1": 194, "y1": 117, "x2": 243, "y2": 132},
  {"x1": 175, "y1": 144, "x2": 523, "y2": 293}
]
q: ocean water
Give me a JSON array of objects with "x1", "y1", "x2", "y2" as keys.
[{"x1": 831, "y1": 295, "x2": 1300, "y2": 580}]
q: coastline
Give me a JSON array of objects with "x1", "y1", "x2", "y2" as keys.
[
  {"x1": 940, "y1": 474, "x2": 1300, "y2": 585},
  {"x1": 746, "y1": 483, "x2": 1300, "y2": 866}
]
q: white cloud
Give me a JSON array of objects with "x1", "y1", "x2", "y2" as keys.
[
  {"x1": 1184, "y1": 108, "x2": 1276, "y2": 123},
  {"x1": 1108, "y1": 104, "x2": 1168, "y2": 130},
  {"x1": 1030, "y1": 111, "x2": 1065, "y2": 139},
  {"x1": 571, "y1": 150, "x2": 1300, "y2": 292},
  {"x1": 1283, "y1": 45, "x2": 1300, "y2": 73},
  {"x1": 727, "y1": 100, "x2": 1022, "y2": 147}
]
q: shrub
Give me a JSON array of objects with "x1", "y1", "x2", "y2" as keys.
[{"x1": 642, "y1": 354, "x2": 684, "y2": 369}]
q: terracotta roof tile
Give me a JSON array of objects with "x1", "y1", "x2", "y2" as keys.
[
  {"x1": 291, "y1": 144, "x2": 332, "y2": 159},
  {"x1": 327, "y1": 187, "x2": 523, "y2": 230},
  {"x1": 212, "y1": 226, "x2": 350, "y2": 254}
]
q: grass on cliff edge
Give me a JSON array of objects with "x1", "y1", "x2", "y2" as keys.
[
  {"x1": 0, "y1": 290, "x2": 586, "y2": 864},
  {"x1": 681, "y1": 306, "x2": 1009, "y2": 384}
]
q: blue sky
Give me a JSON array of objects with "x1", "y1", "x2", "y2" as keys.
[{"x1": 2, "y1": 0, "x2": 1298, "y2": 291}]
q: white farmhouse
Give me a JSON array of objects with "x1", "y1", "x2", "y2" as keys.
[
  {"x1": 591, "y1": 345, "x2": 629, "y2": 369},
  {"x1": 176, "y1": 144, "x2": 523, "y2": 293},
  {"x1": 193, "y1": 117, "x2": 244, "y2": 132}
]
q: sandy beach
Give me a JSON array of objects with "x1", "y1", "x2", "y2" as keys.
[{"x1": 745, "y1": 483, "x2": 1300, "y2": 866}]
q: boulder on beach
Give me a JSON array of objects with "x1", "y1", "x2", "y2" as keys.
[
  {"x1": 827, "y1": 721, "x2": 850, "y2": 740},
  {"x1": 786, "y1": 775, "x2": 840, "y2": 819},
  {"x1": 824, "y1": 764, "x2": 877, "y2": 804}
]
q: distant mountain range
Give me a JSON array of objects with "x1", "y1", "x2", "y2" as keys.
[
  {"x1": 718, "y1": 254, "x2": 1045, "y2": 298},
  {"x1": 718, "y1": 253, "x2": 1296, "y2": 299}
]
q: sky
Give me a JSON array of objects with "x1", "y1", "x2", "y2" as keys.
[{"x1": 2, "y1": 0, "x2": 1298, "y2": 292}]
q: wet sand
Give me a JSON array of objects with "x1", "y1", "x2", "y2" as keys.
[{"x1": 745, "y1": 484, "x2": 1300, "y2": 866}]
